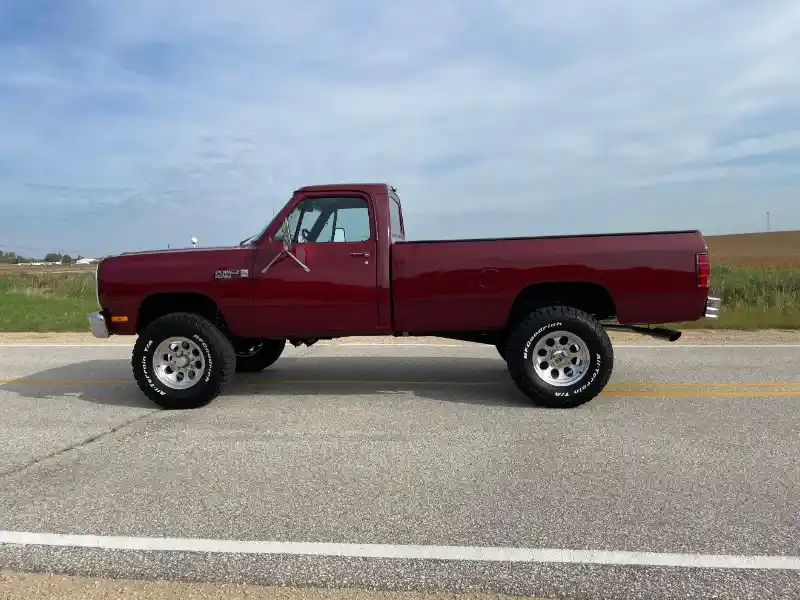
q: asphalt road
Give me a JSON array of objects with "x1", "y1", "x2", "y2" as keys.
[{"x1": 0, "y1": 340, "x2": 798, "y2": 600}]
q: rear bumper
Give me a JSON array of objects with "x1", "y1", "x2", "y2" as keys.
[
  {"x1": 88, "y1": 311, "x2": 110, "y2": 338},
  {"x1": 704, "y1": 296, "x2": 722, "y2": 319}
]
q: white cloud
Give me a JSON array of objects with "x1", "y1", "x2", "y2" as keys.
[{"x1": 0, "y1": 0, "x2": 799, "y2": 255}]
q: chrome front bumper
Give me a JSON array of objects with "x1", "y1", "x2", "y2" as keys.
[
  {"x1": 705, "y1": 296, "x2": 722, "y2": 319},
  {"x1": 88, "y1": 311, "x2": 110, "y2": 338}
]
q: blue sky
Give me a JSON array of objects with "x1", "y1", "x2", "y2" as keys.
[{"x1": 1, "y1": 0, "x2": 799, "y2": 257}]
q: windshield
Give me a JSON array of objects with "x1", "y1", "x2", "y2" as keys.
[{"x1": 238, "y1": 218, "x2": 274, "y2": 247}]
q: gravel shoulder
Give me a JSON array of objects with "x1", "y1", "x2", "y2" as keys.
[
  {"x1": 0, "y1": 570, "x2": 543, "y2": 600},
  {"x1": 0, "y1": 329, "x2": 798, "y2": 345}
]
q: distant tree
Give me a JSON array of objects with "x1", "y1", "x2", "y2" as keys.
[
  {"x1": 62, "y1": 255, "x2": 73, "y2": 264},
  {"x1": 0, "y1": 250, "x2": 41, "y2": 264},
  {"x1": 44, "y1": 253, "x2": 62, "y2": 263},
  {"x1": 0, "y1": 251, "x2": 29, "y2": 264}
]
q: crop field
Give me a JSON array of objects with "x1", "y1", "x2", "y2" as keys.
[
  {"x1": 1, "y1": 231, "x2": 798, "y2": 331},
  {"x1": 705, "y1": 230, "x2": 800, "y2": 268},
  {"x1": 667, "y1": 229, "x2": 800, "y2": 329},
  {"x1": 0, "y1": 263, "x2": 97, "y2": 275}
]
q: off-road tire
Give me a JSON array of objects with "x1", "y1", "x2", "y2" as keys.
[
  {"x1": 234, "y1": 338, "x2": 286, "y2": 372},
  {"x1": 495, "y1": 330, "x2": 509, "y2": 361},
  {"x1": 505, "y1": 305, "x2": 613, "y2": 408},
  {"x1": 132, "y1": 312, "x2": 236, "y2": 409}
]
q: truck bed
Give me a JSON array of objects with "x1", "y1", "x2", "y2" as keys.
[
  {"x1": 390, "y1": 230, "x2": 709, "y2": 333},
  {"x1": 396, "y1": 229, "x2": 702, "y2": 244}
]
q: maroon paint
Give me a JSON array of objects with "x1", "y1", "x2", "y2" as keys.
[{"x1": 95, "y1": 183, "x2": 712, "y2": 338}]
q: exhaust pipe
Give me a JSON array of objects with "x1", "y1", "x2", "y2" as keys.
[{"x1": 604, "y1": 324, "x2": 682, "y2": 342}]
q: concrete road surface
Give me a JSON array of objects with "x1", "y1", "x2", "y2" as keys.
[{"x1": 0, "y1": 339, "x2": 798, "y2": 600}]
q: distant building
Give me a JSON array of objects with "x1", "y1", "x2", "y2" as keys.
[{"x1": 75, "y1": 258, "x2": 98, "y2": 265}]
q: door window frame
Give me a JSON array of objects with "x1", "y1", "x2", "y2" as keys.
[
  {"x1": 261, "y1": 192, "x2": 376, "y2": 246},
  {"x1": 388, "y1": 192, "x2": 404, "y2": 241}
]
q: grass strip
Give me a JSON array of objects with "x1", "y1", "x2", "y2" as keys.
[{"x1": 2, "y1": 266, "x2": 799, "y2": 332}]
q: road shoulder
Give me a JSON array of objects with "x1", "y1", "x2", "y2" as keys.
[
  {"x1": 0, "y1": 570, "x2": 540, "y2": 600},
  {"x1": 0, "y1": 329, "x2": 798, "y2": 346}
]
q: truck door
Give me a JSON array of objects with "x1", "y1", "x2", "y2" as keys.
[{"x1": 250, "y1": 194, "x2": 380, "y2": 337}]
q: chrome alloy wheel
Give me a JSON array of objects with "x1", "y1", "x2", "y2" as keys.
[
  {"x1": 152, "y1": 337, "x2": 206, "y2": 389},
  {"x1": 531, "y1": 330, "x2": 591, "y2": 386}
]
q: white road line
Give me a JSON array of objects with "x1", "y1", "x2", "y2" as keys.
[
  {"x1": 0, "y1": 531, "x2": 797, "y2": 570},
  {"x1": 0, "y1": 344, "x2": 133, "y2": 348},
  {"x1": 334, "y1": 343, "x2": 800, "y2": 349},
  {"x1": 1, "y1": 343, "x2": 799, "y2": 349},
  {"x1": 615, "y1": 344, "x2": 800, "y2": 348},
  {"x1": 0, "y1": 341, "x2": 800, "y2": 350}
]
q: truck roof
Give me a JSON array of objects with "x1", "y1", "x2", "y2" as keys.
[{"x1": 294, "y1": 183, "x2": 393, "y2": 195}]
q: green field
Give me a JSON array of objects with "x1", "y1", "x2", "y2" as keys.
[
  {"x1": 1, "y1": 265, "x2": 799, "y2": 332},
  {"x1": 0, "y1": 271, "x2": 99, "y2": 332},
  {"x1": 674, "y1": 265, "x2": 800, "y2": 329}
]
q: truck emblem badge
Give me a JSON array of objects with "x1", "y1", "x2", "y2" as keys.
[{"x1": 215, "y1": 269, "x2": 249, "y2": 280}]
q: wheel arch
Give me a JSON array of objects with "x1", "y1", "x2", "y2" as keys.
[
  {"x1": 137, "y1": 292, "x2": 228, "y2": 335},
  {"x1": 505, "y1": 281, "x2": 617, "y2": 332}
]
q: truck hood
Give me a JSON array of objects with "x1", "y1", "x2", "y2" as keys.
[
  {"x1": 116, "y1": 245, "x2": 239, "y2": 258},
  {"x1": 100, "y1": 244, "x2": 255, "y2": 274}
]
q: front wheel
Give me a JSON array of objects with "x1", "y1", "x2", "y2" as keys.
[
  {"x1": 131, "y1": 312, "x2": 236, "y2": 409},
  {"x1": 234, "y1": 338, "x2": 286, "y2": 372},
  {"x1": 504, "y1": 306, "x2": 613, "y2": 408}
]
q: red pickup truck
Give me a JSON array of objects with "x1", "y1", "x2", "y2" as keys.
[{"x1": 89, "y1": 183, "x2": 721, "y2": 410}]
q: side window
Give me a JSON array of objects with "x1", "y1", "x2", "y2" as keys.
[
  {"x1": 275, "y1": 200, "x2": 318, "y2": 244},
  {"x1": 389, "y1": 198, "x2": 403, "y2": 241},
  {"x1": 287, "y1": 202, "x2": 307, "y2": 241},
  {"x1": 332, "y1": 199, "x2": 370, "y2": 242},
  {"x1": 277, "y1": 197, "x2": 371, "y2": 243}
]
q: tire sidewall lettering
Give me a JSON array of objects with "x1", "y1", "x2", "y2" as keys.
[
  {"x1": 141, "y1": 338, "x2": 165, "y2": 395},
  {"x1": 573, "y1": 352, "x2": 602, "y2": 395},
  {"x1": 523, "y1": 322, "x2": 604, "y2": 398},
  {"x1": 191, "y1": 333, "x2": 214, "y2": 383},
  {"x1": 139, "y1": 331, "x2": 214, "y2": 395},
  {"x1": 523, "y1": 322, "x2": 562, "y2": 360}
]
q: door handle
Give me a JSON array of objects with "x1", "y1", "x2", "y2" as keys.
[{"x1": 350, "y1": 252, "x2": 371, "y2": 257}]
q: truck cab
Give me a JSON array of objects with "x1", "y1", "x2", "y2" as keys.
[{"x1": 245, "y1": 184, "x2": 404, "y2": 339}]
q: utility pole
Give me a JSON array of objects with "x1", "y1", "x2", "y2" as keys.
[{"x1": 767, "y1": 211, "x2": 771, "y2": 232}]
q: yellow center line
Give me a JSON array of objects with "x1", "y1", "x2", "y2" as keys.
[
  {"x1": 0, "y1": 379, "x2": 129, "y2": 385},
  {"x1": 0, "y1": 378, "x2": 799, "y2": 398},
  {"x1": 611, "y1": 381, "x2": 800, "y2": 388},
  {"x1": 602, "y1": 390, "x2": 800, "y2": 397},
  {"x1": 0, "y1": 378, "x2": 799, "y2": 387}
]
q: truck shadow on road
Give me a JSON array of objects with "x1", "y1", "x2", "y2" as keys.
[{"x1": 1, "y1": 356, "x2": 537, "y2": 409}]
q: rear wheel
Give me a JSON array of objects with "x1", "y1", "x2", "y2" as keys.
[
  {"x1": 504, "y1": 305, "x2": 613, "y2": 408},
  {"x1": 234, "y1": 338, "x2": 286, "y2": 372},
  {"x1": 132, "y1": 312, "x2": 236, "y2": 409}
]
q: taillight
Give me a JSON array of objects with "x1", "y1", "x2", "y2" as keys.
[{"x1": 696, "y1": 252, "x2": 710, "y2": 288}]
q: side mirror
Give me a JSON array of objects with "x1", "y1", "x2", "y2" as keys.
[
  {"x1": 262, "y1": 214, "x2": 311, "y2": 274},
  {"x1": 333, "y1": 228, "x2": 346, "y2": 242},
  {"x1": 280, "y1": 218, "x2": 292, "y2": 250}
]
